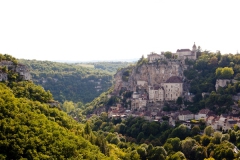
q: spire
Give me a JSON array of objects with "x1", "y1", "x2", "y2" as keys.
[
  {"x1": 192, "y1": 42, "x2": 197, "y2": 51},
  {"x1": 193, "y1": 42, "x2": 196, "y2": 48}
]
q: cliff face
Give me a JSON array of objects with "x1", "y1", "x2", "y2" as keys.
[{"x1": 114, "y1": 60, "x2": 185, "y2": 93}]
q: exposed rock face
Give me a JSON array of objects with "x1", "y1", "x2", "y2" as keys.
[
  {"x1": 0, "y1": 60, "x2": 31, "y2": 81},
  {"x1": 114, "y1": 60, "x2": 185, "y2": 93}
]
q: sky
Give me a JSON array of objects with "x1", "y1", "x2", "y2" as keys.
[{"x1": 0, "y1": 0, "x2": 239, "y2": 62}]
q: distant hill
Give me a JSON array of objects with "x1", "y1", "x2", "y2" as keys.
[
  {"x1": 18, "y1": 59, "x2": 113, "y2": 103},
  {"x1": 78, "y1": 61, "x2": 134, "y2": 73},
  {"x1": 18, "y1": 59, "x2": 132, "y2": 103}
]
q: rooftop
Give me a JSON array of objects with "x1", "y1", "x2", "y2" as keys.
[
  {"x1": 166, "y1": 76, "x2": 183, "y2": 83},
  {"x1": 199, "y1": 109, "x2": 210, "y2": 114},
  {"x1": 177, "y1": 49, "x2": 191, "y2": 52},
  {"x1": 180, "y1": 110, "x2": 193, "y2": 115}
]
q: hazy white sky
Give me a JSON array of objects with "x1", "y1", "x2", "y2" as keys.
[{"x1": 0, "y1": 0, "x2": 239, "y2": 61}]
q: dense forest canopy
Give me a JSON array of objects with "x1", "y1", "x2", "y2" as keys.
[
  {"x1": 78, "y1": 61, "x2": 134, "y2": 73},
  {"x1": 18, "y1": 59, "x2": 121, "y2": 103}
]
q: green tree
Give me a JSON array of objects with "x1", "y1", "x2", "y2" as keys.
[
  {"x1": 164, "y1": 51, "x2": 173, "y2": 59},
  {"x1": 137, "y1": 132, "x2": 145, "y2": 143},
  {"x1": 211, "y1": 132, "x2": 222, "y2": 144},
  {"x1": 84, "y1": 122, "x2": 92, "y2": 134},
  {"x1": 166, "y1": 151, "x2": 187, "y2": 160},
  {"x1": 62, "y1": 101, "x2": 75, "y2": 113},
  {"x1": 176, "y1": 97, "x2": 183, "y2": 105},
  {"x1": 191, "y1": 126, "x2": 200, "y2": 136},
  {"x1": 216, "y1": 67, "x2": 234, "y2": 79},
  {"x1": 181, "y1": 137, "x2": 196, "y2": 159},
  {"x1": 204, "y1": 126, "x2": 214, "y2": 136},
  {"x1": 201, "y1": 135, "x2": 211, "y2": 146}
]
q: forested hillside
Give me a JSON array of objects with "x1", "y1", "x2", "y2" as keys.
[
  {"x1": 0, "y1": 55, "x2": 136, "y2": 159},
  {"x1": 184, "y1": 51, "x2": 240, "y2": 114},
  {"x1": 2, "y1": 53, "x2": 240, "y2": 159},
  {"x1": 18, "y1": 59, "x2": 116, "y2": 103},
  {"x1": 81, "y1": 61, "x2": 134, "y2": 73},
  {"x1": 0, "y1": 83, "x2": 108, "y2": 159}
]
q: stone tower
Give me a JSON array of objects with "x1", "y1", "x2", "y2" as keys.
[
  {"x1": 192, "y1": 42, "x2": 197, "y2": 52},
  {"x1": 192, "y1": 42, "x2": 197, "y2": 59}
]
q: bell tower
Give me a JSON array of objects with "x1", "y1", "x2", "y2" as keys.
[
  {"x1": 192, "y1": 42, "x2": 197, "y2": 60},
  {"x1": 192, "y1": 42, "x2": 197, "y2": 52}
]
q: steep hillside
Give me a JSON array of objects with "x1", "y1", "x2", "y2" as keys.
[
  {"x1": 0, "y1": 55, "x2": 138, "y2": 159},
  {"x1": 0, "y1": 83, "x2": 109, "y2": 159},
  {"x1": 18, "y1": 59, "x2": 113, "y2": 103}
]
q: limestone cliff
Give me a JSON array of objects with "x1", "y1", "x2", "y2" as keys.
[{"x1": 114, "y1": 59, "x2": 185, "y2": 93}]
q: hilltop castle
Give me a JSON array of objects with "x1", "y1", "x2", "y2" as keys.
[
  {"x1": 147, "y1": 42, "x2": 197, "y2": 63},
  {"x1": 112, "y1": 43, "x2": 200, "y2": 111}
]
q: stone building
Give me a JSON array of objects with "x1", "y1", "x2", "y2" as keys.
[
  {"x1": 147, "y1": 52, "x2": 165, "y2": 63},
  {"x1": 147, "y1": 43, "x2": 197, "y2": 63},
  {"x1": 175, "y1": 42, "x2": 197, "y2": 60},
  {"x1": 148, "y1": 76, "x2": 183, "y2": 102},
  {"x1": 178, "y1": 110, "x2": 194, "y2": 121},
  {"x1": 137, "y1": 80, "x2": 148, "y2": 86},
  {"x1": 162, "y1": 76, "x2": 183, "y2": 101},
  {"x1": 148, "y1": 85, "x2": 164, "y2": 102}
]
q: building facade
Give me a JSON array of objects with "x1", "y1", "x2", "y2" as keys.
[{"x1": 148, "y1": 76, "x2": 183, "y2": 102}]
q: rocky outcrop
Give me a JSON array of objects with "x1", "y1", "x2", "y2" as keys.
[
  {"x1": 114, "y1": 59, "x2": 185, "y2": 93},
  {"x1": 0, "y1": 60, "x2": 31, "y2": 81}
]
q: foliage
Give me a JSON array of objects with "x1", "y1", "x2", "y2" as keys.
[
  {"x1": 176, "y1": 97, "x2": 183, "y2": 105},
  {"x1": 137, "y1": 55, "x2": 148, "y2": 66},
  {"x1": 0, "y1": 83, "x2": 109, "y2": 159},
  {"x1": 164, "y1": 51, "x2": 173, "y2": 59},
  {"x1": 18, "y1": 59, "x2": 114, "y2": 103},
  {"x1": 0, "y1": 53, "x2": 18, "y2": 64},
  {"x1": 8, "y1": 81, "x2": 53, "y2": 103},
  {"x1": 184, "y1": 52, "x2": 240, "y2": 114},
  {"x1": 88, "y1": 61, "x2": 133, "y2": 73},
  {"x1": 216, "y1": 67, "x2": 234, "y2": 79}
]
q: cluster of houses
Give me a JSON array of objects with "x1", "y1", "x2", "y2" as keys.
[
  {"x1": 106, "y1": 42, "x2": 240, "y2": 132},
  {"x1": 108, "y1": 104, "x2": 240, "y2": 131},
  {"x1": 130, "y1": 76, "x2": 184, "y2": 111},
  {"x1": 0, "y1": 60, "x2": 31, "y2": 81},
  {"x1": 130, "y1": 43, "x2": 198, "y2": 108}
]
